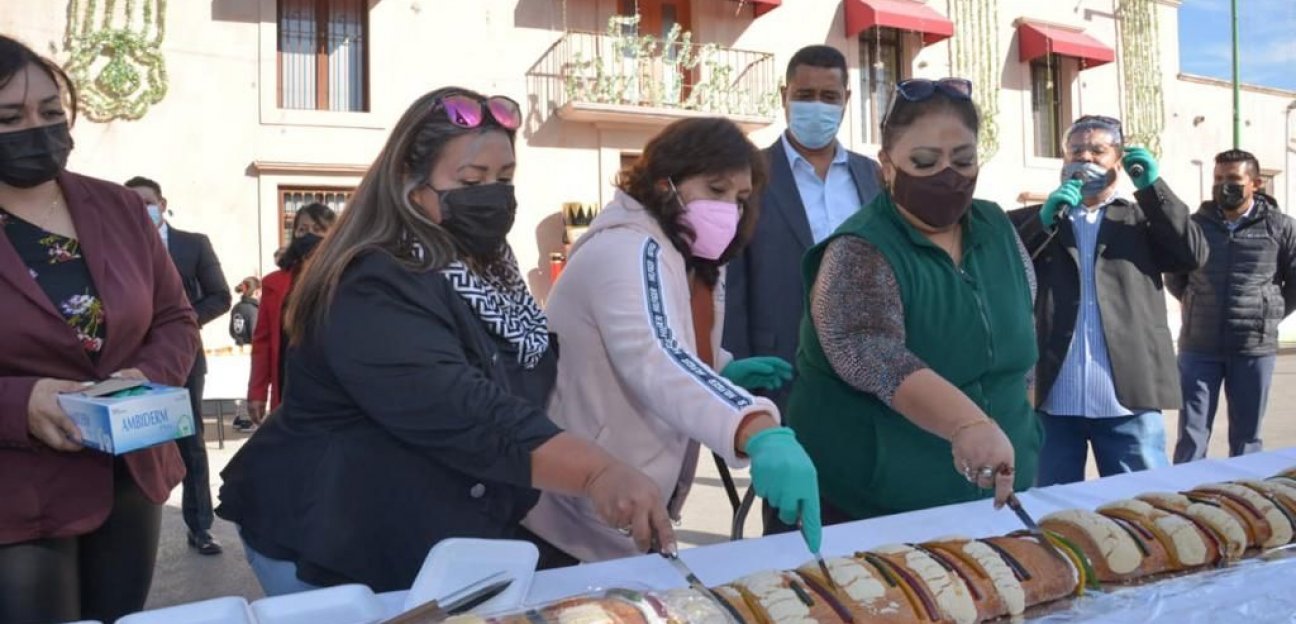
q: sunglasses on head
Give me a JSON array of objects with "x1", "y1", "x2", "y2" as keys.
[
  {"x1": 1069, "y1": 114, "x2": 1124, "y2": 142},
  {"x1": 432, "y1": 94, "x2": 522, "y2": 131},
  {"x1": 883, "y1": 78, "x2": 974, "y2": 128}
]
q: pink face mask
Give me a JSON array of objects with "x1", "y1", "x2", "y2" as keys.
[{"x1": 672, "y1": 180, "x2": 740, "y2": 260}]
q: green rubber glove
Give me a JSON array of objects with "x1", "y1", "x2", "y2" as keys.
[
  {"x1": 720, "y1": 356, "x2": 794, "y2": 391},
  {"x1": 1041, "y1": 179, "x2": 1083, "y2": 230},
  {"x1": 746, "y1": 427, "x2": 822, "y2": 553},
  {"x1": 1122, "y1": 146, "x2": 1159, "y2": 190}
]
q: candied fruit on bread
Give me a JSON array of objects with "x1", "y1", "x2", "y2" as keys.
[
  {"x1": 1136, "y1": 492, "x2": 1247, "y2": 561},
  {"x1": 540, "y1": 596, "x2": 652, "y2": 624},
  {"x1": 977, "y1": 536, "x2": 1080, "y2": 609},
  {"x1": 869, "y1": 543, "x2": 978, "y2": 624},
  {"x1": 1190, "y1": 483, "x2": 1292, "y2": 548},
  {"x1": 916, "y1": 539, "x2": 1012, "y2": 621},
  {"x1": 1039, "y1": 510, "x2": 1147, "y2": 582},
  {"x1": 793, "y1": 556, "x2": 923, "y2": 623},
  {"x1": 1096, "y1": 499, "x2": 1218, "y2": 570}
]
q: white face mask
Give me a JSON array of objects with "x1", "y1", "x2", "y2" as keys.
[{"x1": 146, "y1": 203, "x2": 164, "y2": 226}]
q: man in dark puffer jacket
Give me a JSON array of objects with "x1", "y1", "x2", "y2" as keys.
[{"x1": 1168, "y1": 149, "x2": 1296, "y2": 461}]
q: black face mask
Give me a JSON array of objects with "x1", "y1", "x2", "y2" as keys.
[
  {"x1": 277, "y1": 232, "x2": 323, "y2": 270},
  {"x1": 891, "y1": 166, "x2": 978, "y2": 229},
  {"x1": 435, "y1": 183, "x2": 518, "y2": 259},
  {"x1": 1213, "y1": 182, "x2": 1249, "y2": 211},
  {"x1": 0, "y1": 122, "x2": 74, "y2": 188}
]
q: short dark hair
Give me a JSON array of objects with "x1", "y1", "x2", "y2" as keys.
[
  {"x1": 0, "y1": 35, "x2": 78, "y2": 123},
  {"x1": 786, "y1": 45, "x2": 848, "y2": 86},
  {"x1": 616, "y1": 117, "x2": 767, "y2": 289},
  {"x1": 124, "y1": 176, "x2": 163, "y2": 197},
  {"x1": 292, "y1": 202, "x2": 337, "y2": 234},
  {"x1": 1215, "y1": 149, "x2": 1261, "y2": 178},
  {"x1": 881, "y1": 91, "x2": 980, "y2": 152}
]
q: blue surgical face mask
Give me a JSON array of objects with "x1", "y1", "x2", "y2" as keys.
[
  {"x1": 146, "y1": 203, "x2": 164, "y2": 226},
  {"x1": 1060, "y1": 161, "x2": 1116, "y2": 198},
  {"x1": 787, "y1": 100, "x2": 844, "y2": 150}
]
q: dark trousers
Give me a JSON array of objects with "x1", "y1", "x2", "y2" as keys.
[
  {"x1": 0, "y1": 460, "x2": 163, "y2": 624},
  {"x1": 179, "y1": 366, "x2": 214, "y2": 534},
  {"x1": 1174, "y1": 351, "x2": 1275, "y2": 462}
]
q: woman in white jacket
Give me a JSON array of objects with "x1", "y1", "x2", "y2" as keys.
[{"x1": 523, "y1": 118, "x2": 821, "y2": 564}]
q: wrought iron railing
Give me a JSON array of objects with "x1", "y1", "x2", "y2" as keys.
[{"x1": 527, "y1": 17, "x2": 780, "y2": 120}]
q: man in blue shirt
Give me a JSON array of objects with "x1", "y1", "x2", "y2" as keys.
[
  {"x1": 1009, "y1": 116, "x2": 1207, "y2": 485},
  {"x1": 724, "y1": 45, "x2": 881, "y2": 410},
  {"x1": 723, "y1": 45, "x2": 881, "y2": 536}
]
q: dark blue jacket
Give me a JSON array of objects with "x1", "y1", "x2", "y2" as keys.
[
  {"x1": 1167, "y1": 194, "x2": 1296, "y2": 356},
  {"x1": 723, "y1": 140, "x2": 881, "y2": 409}
]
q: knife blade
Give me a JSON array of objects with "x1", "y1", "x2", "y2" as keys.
[
  {"x1": 1004, "y1": 493, "x2": 1070, "y2": 565},
  {"x1": 795, "y1": 501, "x2": 840, "y2": 592},
  {"x1": 381, "y1": 572, "x2": 511, "y2": 624},
  {"x1": 661, "y1": 552, "x2": 745, "y2": 624}
]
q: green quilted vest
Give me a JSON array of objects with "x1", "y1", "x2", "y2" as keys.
[{"x1": 787, "y1": 192, "x2": 1041, "y2": 520}]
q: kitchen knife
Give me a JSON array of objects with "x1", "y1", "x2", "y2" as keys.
[
  {"x1": 381, "y1": 572, "x2": 512, "y2": 624},
  {"x1": 795, "y1": 500, "x2": 840, "y2": 592},
  {"x1": 660, "y1": 551, "x2": 745, "y2": 624}
]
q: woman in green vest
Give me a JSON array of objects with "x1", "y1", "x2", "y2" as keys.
[{"x1": 786, "y1": 78, "x2": 1040, "y2": 522}]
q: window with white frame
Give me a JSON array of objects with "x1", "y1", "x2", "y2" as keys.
[
  {"x1": 279, "y1": 186, "x2": 352, "y2": 247},
  {"x1": 278, "y1": 0, "x2": 368, "y2": 112},
  {"x1": 1030, "y1": 56, "x2": 1065, "y2": 159},
  {"x1": 858, "y1": 28, "x2": 904, "y2": 145}
]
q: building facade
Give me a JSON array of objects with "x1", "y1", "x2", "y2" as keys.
[{"x1": 4, "y1": 0, "x2": 1295, "y2": 350}]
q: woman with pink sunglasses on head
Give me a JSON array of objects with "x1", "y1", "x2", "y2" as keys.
[{"x1": 217, "y1": 87, "x2": 674, "y2": 595}]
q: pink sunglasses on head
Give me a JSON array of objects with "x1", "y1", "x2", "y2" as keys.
[{"x1": 433, "y1": 94, "x2": 522, "y2": 130}]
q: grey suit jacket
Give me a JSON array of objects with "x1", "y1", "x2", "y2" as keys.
[{"x1": 722, "y1": 139, "x2": 882, "y2": 409}]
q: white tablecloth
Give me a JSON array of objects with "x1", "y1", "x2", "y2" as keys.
[
  {"x1": 514, "y1": 447, "x2": 1296, "y2": 606},
  {"x1": 129, "y1": 449, "x2": 1296, "y2": 623}
]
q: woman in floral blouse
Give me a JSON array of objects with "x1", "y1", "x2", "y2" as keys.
[{"x1": 0, "y1": 36, "x2": 199, "y2": 623}]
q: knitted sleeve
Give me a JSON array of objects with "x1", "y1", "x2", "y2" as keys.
[{"x1": 810, "y1": 236, "x2": 928, "y2": 406}]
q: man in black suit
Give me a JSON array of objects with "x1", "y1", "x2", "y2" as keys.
[
  {"x1": 724, "y1": 45, "x2": 883, "y2": 410},
  {"x1": 722, "y1": 45, "x2": 882, "y2": 536},
  {"x1": 126, "y1": 176, "x2": 231, "y2": 555}
]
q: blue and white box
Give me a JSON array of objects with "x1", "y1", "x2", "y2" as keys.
[{"x1": 57, "y1": 382, "x2": 195, "y2": 454}]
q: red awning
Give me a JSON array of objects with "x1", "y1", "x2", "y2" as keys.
[
  {"x1": 1017, "y1": 21, "x2": 1115, "y2": 69},
  {"x1": 844, "y1": 0, "x2": 955, "y2": 45},
  {"x1": 751, "y1": 0, "x2": 779, "y2": 17},
  {"x1": 728, "y1": 0, "x2": 779, "y2": 17}
]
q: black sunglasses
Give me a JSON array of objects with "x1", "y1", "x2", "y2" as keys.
[
  {"x1": 429, "y1": 94, "x2": 522, "y2": 131},
  {"x1": 883, "y1": 78, "x2": 974, "y2": 128}
]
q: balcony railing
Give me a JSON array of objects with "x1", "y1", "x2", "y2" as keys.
[{"x1": 527, "y1": 16, "x2": 779, "y2": 130}]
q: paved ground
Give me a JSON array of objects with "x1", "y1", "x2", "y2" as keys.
[{"x1": 144, "y1": 350, "x2": 1296, "y2": 609}]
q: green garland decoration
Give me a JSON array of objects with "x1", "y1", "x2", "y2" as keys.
[
  {"x1": 948, "y1": 0, "x2": 1001, "y2": 163},
  {"x1": 1117, "y1": 0, "x2": 1164, "y2": 158},
  {"x1": 63, "y1": 0, "x2": 169, "y2": 122}
]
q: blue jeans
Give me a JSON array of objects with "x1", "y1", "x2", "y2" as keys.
[
  {"x1": 1037, "y1": 411, "x2": 1169, "y2": 486},
  {"x1": 1173, "y1": 351, "x2": 1275, "y2": 462},
  {"x1": 239, "y1": 532, "x2": 322, "y2": 597}
]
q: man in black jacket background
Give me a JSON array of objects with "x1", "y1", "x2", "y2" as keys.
[
  {"x1": 1168, "y1": 150, "x2": 1296, "y2": 462},
  {"x1": 1010, "y1": 116, "x2": 1207, "y2": 485},
  {"x1": 127, "y1": 176, "x2": 232, "y2": 555}
]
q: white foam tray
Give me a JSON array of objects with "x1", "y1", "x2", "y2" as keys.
[{"x1": 403, "y1": 537, "x2": 538, "y2": 614}]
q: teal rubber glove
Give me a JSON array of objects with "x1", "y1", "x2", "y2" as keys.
[
  {"x1": 746, "y1": 427, "x2": 822, "y2": 552},
  {"x1": 720, "y1": 357, "x2": 794, "y2": 391},
  {"x1": 1040, "y1": 179, "x2": 1083, "y2": 230},
  {"x1": 1122, "y1": 146, "x2": 1159, "y2": 190}
]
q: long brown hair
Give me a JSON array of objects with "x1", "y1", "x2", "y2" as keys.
[
  {"x1": 616, "y1": 117, "x2": 766, "y2": 287},
  {"x1": 285, "y1": 86, "x2": 516, "y2": 343}
]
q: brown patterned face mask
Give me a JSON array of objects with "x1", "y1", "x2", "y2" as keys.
[{"x1": 891, "y1": 166, "x2": 978, "y2": 229}]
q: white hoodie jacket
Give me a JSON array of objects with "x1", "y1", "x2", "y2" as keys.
[{"x1": 522, "y1": 191, "x2": 780, "y2": 562}]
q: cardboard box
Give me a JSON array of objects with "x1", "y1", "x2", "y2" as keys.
[{"x1": 57, "y1": 380, "x2": 195, "y2": 454}]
